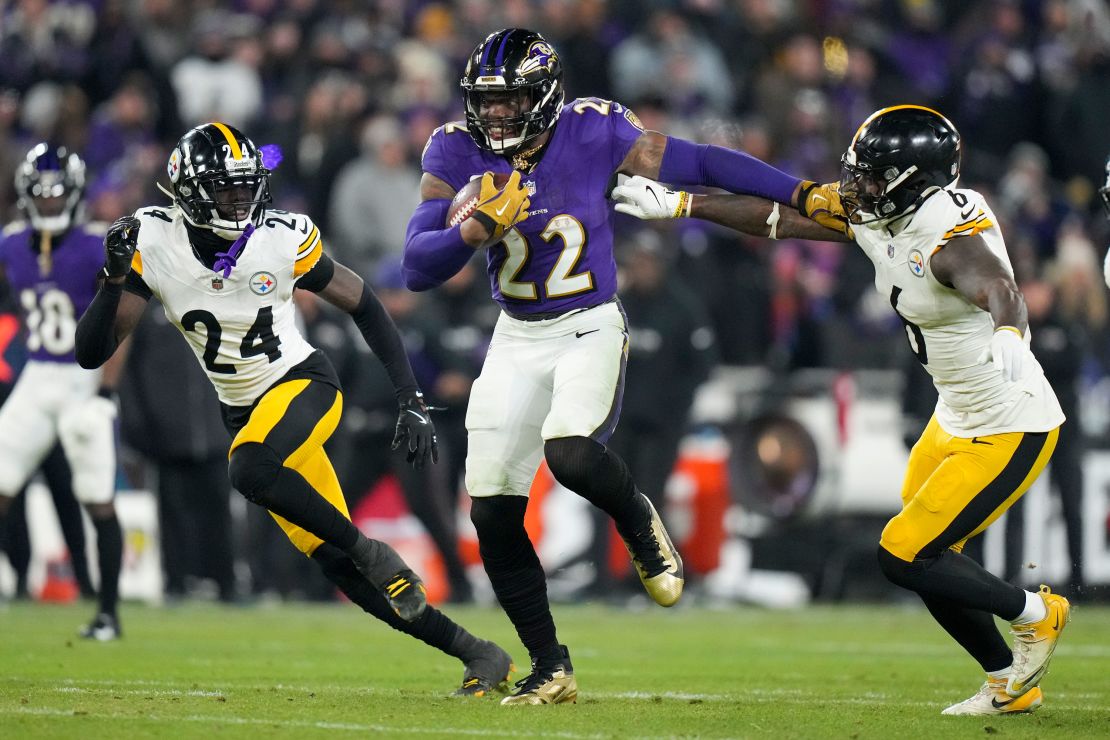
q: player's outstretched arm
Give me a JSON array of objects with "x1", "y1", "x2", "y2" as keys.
[
  {"x1": 611, "y1": 175, "x2": 852, "y2": 243},
  {"x1": 307, "y1": 258, "x2": 438, "y2": 467},
  {"x1": 616, "y1": 130, "x2": 806, "y2": 206},
  {"x1": 75, "y1": 217, "x2": 150, "y2": 369},
  {"x1": 932, "y1": 233, "x2": 1029, "y2": 382}
]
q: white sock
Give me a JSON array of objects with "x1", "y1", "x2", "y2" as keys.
[
  {"x1": 1013, "y1": 590, "x2": 1047, "y2": 624},
  {"x1": 987, "y1": 667, "x2": 1011, "y2": 682}
]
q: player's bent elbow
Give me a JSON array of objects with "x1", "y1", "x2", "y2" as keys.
[{"x1": 400, "y1": 261, "x2": 440, "y2": 292}]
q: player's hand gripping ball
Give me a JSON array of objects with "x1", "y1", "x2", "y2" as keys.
[{"x1": 446, "y1": 171, "x2": 530, "y2": 246}]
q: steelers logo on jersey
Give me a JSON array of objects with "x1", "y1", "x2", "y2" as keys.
[
  {"x1": 250, "y1": 271, "x2": 277, "y2": 295},
  {"x1": 908, "y1": 249, "x2": 925, "y2": 278}
]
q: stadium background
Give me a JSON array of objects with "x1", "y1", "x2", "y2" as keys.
[{"x1": 2, "y1": 0, "x2": 1110, "y2": 605}]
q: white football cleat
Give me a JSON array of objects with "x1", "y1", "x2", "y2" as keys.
[{"x1": 942, "y1": 677, "x2": 1042, "y2": 716}]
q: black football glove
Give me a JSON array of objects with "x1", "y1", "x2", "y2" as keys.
[
  {"x1": 103, "y1": 216, "x2": 141, "y2": 279},
  {"x1": 392, "y1": 390, "x2": 438, "y2": 468}
]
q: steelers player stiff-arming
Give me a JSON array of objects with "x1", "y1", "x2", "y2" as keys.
[
  {"x1": 0, "y1": 144, "x2": 128, "y2": 641},
  {"x1": 611, "y1": 106, "x2": 1071, "y2": 716},
  {"x1": 402, "y1": 27, "x2": 819, "y2": 705},
  {"x1": 75, "y1": 122, "x2": 512, "y2": 696}
]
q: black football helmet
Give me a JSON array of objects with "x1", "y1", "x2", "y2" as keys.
[
  {"x1": 1099, "y1": 154, "x2": 1110, "y2": 218},
  {"x1": 167, "y1": 122, "x2": 271, "y2": 237},
  {"x1": 15, "y1": 143, "x2": 86, "y2": 233},
  {"x1": 839, "y1": 105, "x2": 961, "y2": 225},
  {"x1": 461, "y1": 28, "x2": 565, "y2": 155}
]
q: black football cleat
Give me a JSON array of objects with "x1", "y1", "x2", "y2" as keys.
[
  {"x1": 380, "y1": 569, "x2": 427, "y2": 622},
  {"x1": 79, "y1": 612, "x2": 121, "y2": 642},
  {"x1": 453, "y1": 640, "x2": 514, "y2": 697}
]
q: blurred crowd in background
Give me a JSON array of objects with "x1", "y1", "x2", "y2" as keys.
[{"x1": 1, "y1": 0, "x2": 1109, "y2": 603}]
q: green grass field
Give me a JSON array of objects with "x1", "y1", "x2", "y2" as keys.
[{"x1": 1, "y1": 600, "x2": 1107, "y2": 739}]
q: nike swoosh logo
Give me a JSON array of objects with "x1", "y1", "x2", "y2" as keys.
[
  {"x1": 991, "y1": 697, "x2": 1015, "y2": 709},
  {"x1": 575, "y1": 330, "x2": 599, "y2": 338},
  {"x1": 961, "y1": 207, "x2": 975, "y2": 220},
  {"x1": 1053, "y1": 612, "x2": 1060, "y2": 630},
  {"x1": 971, "y1": 437, "x2": 993, "y2": 445},
  {"x1": 495, "y1": 201, "x2": 510, "y2": 217},
  {"x1": 812, "y1": 194, "x2": 827, "y2": 205},
  {"x1": 404, "y1": 409, "x2": 429, "y2": 424}
]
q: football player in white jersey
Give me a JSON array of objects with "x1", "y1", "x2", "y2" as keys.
[
  {"x1": 611, "y1": 105, "x2": 1071, "y2": 716},
  {"x1": 75, "y1": 122, "x2": 513, "y2": 696},
  {"x1": 0, "y1": 144, "x2": 127, "y2": 640}
]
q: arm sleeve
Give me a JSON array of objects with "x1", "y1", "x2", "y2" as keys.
[
  {"x1": 75, "y1": 281, "x2": 124, "y2": 369},
  {"x1": 294, "y1": 252, "x2": 336, "y2": 293},
  {"x1": 659, "y1": 137, "x2": 802, "y2": 205},
  {"x1": 349, "y1": 282, "x2": 419, "y2": 398},
  {"x1": 401, "y1": 198, "x2": 476, "y2": 291},
  {"x1": 123, "y1": 269, "x2": 153, "y2": 300}
]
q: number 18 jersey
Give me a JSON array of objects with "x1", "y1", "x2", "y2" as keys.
[
  {"x1": 854, "y1": 188, "x2": 1063, "y2": 437},
  {"x1": 127, "y1": 206, "x2": 321, "y2": 406}
]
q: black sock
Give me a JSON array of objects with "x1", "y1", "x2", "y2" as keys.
[
  {"x1": 471, "y1": 496, "x2": 559, "y2": 662},
  {"x1": 878, "y1": 547, "x2": 1026, "y2": 621},
  {"x1": 311, "y1": 543, "x2": 465, "y2": 657},
  {"x1": 92, "y1": 515, "x2": 123, "y2": 617},
  {"x1": 544, "y1": 436, "x2": 649, "y2": 539},
  {"x1": 920, "y1": 594, "x2": 1012, "y2": 672}
]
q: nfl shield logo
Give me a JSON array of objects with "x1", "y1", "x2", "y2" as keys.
[
  {"x1": 887, "y1": 243, "x2": 895, "y2": 259},
  {"x1": 211, "y1": 277, "x2": 224, "y2": 290},
  {"x1": 524, "y1": 179, "x2": 537, "y2": 196}
]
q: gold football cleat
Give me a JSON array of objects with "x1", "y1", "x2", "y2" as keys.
[
  {"x1": 1008, "y1": 585, "x2": 1071, "y2": 697},
  {"x1": 501, "y1": 646, "x2": 576, "y2": 706},
  {"x1": 622, "y1": 495, "x2": 684, "y2": 607}
]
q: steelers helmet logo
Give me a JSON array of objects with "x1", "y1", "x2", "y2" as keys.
[
  {"x1": 167, "y1": 148, "x2": 182, "y2": 183},
  {"x1": 250, "y1": 271, "x2": 277, "y2": 295},
  {"x1": 908, "y1": 249, "x2": 925, "y2": 277}
]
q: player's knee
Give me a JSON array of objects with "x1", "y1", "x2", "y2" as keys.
[
  {"x1": 877, "y1": 545, "x2": 923, "y2": 590},
  {"x1": 84, "y1": 502, "x2": 116, "y2": 521},
  {"x1": 544, "y1": 436, "x2": 604, "y2": 493},
  {"x1": 228, "y1": 443, "x2": 283, "y2": 506},
  {"x1": 469, "y1": 495, "x2": 529, "y2": 560}
]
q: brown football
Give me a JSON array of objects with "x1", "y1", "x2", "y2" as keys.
[{"x1": 446, "y1": 172, "x2": 512, "y2": 227}]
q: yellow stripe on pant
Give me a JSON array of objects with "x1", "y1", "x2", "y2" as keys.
[
  {"x1": 880, "y1": 415, "x2": 1059, "y2": 563},
  {"x1": 229, "y1": 379, "x2": 348, "y2": 556}
]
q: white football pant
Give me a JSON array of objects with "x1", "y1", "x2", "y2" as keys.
[{"x1": 465, "y1": 301, "x2": 627, "y2": 499}]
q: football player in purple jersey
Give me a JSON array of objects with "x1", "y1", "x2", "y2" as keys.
[
  {"x1": 0, "y1": 144, "x2": 128, "y2": 640},
  {"x1": 402, "y1": 28, "x2": 833, "y2": 705}
]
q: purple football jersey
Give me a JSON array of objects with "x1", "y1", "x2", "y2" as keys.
[
  {"x1": 422, "y1": 97, "x2": 644, "y2": 316},
  {"x1": 0, "y1": 224, "x2": 104, "y2": 362}
]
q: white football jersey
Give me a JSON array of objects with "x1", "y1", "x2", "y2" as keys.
[
  {"x1": 129, "y1": 205, "x2": 322, "y2": 406},
  {"x1": 853, "y1": 188, "x2": 1064, "y2": 436}
]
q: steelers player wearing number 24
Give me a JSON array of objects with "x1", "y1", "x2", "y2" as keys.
[
  {"x1": 611, "y1": 105, "x2": 1072, "y2": 716},
  {"x1": 402, "y1": 27, "x2": 821, "y2": 705},
  {"x1": 74, "y1": 122, "x2": 513, "y2": 697}
]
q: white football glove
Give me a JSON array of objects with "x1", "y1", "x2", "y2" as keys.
[
  {"x1": 977, "y1": 326, "x2": 1027, "y2": 383},
  {"x1": 610, "y1": 174, "x2": 691, "y2": 220}
]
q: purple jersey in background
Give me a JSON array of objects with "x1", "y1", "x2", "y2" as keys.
[
  {"x1": 0, "y1": 225, "x2": 104, "y2": 363},
  {"x1": 422, "y1": 97, "x2": 643, "y2": 316}
]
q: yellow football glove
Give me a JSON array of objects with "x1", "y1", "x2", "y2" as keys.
[
  {"x1": 798, "y1": 180, "x2": 852, "y2": 236},
  {"x1": 472, "y1": 170, "x2": 530, "y2": 242}
]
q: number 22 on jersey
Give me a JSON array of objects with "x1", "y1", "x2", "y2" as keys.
[{"x1": 498, "y1": 214, "x2": 594, "y2": 301}]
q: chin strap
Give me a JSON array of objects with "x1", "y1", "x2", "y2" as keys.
[{"x1": 213, "y1": 223, "x2": 255, "y2": 278}]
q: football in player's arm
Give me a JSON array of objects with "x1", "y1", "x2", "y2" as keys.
[
  {"x1": 401, "y1": 27, "x2": 823, "y2": 706},
  {"x1": 612, "y1": 106, "x2": 1072, "y2": 717},
  {"x1": 75, "y1": 122, "x2": 512, "y2": 696}
]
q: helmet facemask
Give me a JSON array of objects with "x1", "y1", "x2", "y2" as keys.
[
  {"x1": 464, "y1": 81, "x2": 560, "y2": 155},
  {"x1": 15, "y1": 147, "x2": 85, "y2": 233},
  {"x1": 839, "y1": 155, "x2": 929, "y2": 225}
]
